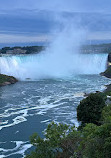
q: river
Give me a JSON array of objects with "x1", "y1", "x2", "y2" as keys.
[{"x1": 0, "y1": 53, "x2": 111, "y2": 157}]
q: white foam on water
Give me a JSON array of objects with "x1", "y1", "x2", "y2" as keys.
[
  {"x1": 0, "y1": 141, "x2": 32, "y2": 158},
  {"x1": 38, "y1": 96, "x2": 52, "y2": 105},
  {"x1": 0, "y1": 120, "x2": 8, "y2": 125},
  {"x1": 1, "y1": 79, "x2": 109, "y2": 131},
  {"x1": 0, "y1": 155, "x2": 5, "y2": 158},
  {"x1": 73, "y1": 92, "x2": 85, "y2": 97},
  {"x1": 15, "y1": 130, "x2": 19, "y2": 134},
  {"x1": 41, "y1": 119, "x2": 51, "y2": 123},
  {"x1": 0, "y1": 116, "x2": 27, "y2": 130},
  {"x1": 0, "y1": 148, "x2": 7, "y2": 152},
  {"x1": 0, "y1": 99, "x2": 66, "y2": 130}
]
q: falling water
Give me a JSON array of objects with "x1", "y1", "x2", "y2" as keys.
[{"x1": 0, "y1": 53, "x2": 107, "y2": 80}]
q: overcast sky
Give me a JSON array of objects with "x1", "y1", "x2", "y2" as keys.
[
  {"x1": 1, "y1": 0, "x2": 111, "y2": 13},
  {"x1": 0, "y1": 0, "x2": 111, "y2": 45}
]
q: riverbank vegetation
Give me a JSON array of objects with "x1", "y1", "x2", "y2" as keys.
[
  {"x1": 26, "y1": 92, "x2": 111, "y2": 158},
  {"x1": 0, "y1": 74, "x2": 18, "y2": 86}
]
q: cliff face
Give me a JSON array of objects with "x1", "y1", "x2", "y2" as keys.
[
  {"x1": 101, "y1": 53, "x2": 111, "y2": 78},
  {"x1": 107, "y1": 53, "x2": 111, "y2": 67},
  {"x1": 0, "y1": 74, "x2": 18, "y2": 86}
]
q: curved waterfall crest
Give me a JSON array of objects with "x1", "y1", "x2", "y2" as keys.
[{"x1": 0, "y1": 53, "x2": 107, "y2": 80}]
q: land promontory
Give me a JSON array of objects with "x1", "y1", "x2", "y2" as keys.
[{"x1": 0, "y1": 74, "x2": 18, "y2": 86}]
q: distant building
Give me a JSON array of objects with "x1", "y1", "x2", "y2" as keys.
[
  {"x1": 13, "y1": 48, "x2": 27, "y2": 54},
  {"x1": 6, "y1": 50, "x2": 13, "y2": 54},
  {"x1": 6, "y1": 48, "x2": 27, "y2": 54}
]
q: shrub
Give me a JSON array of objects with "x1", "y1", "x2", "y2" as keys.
[
  {"x1": 101, "y1": 104, "x2": 111, "y2": 124},
  {"x1": 80, "y1": 119, "x2": 111, "y2": 158},
  {"x1": 77, "y1": 93, "x2": 106, "y2": 125},
  {"x1": 25, "y1": 122, "x2": 79, "y2": 158}
]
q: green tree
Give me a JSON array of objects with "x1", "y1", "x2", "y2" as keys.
[
  {"x1": 25, "y1": 122, "x2": 78, "y2": 158},
  {"x1": 1, "y1": 47, "x2": 11, "y2": 54},
  {"x1": 77, "y1": 93, "x2": 106, "y2": 126},
  {"x1": 101, "y1": 104, "x2": 111, "y2": 124},
  {"x1": 80, "y1": 117, "x2": 111, "y2": 158}
]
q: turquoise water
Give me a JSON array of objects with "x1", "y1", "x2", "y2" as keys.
[{"x1": 0, "y1": 53, "x2": 108, "y2": 80}]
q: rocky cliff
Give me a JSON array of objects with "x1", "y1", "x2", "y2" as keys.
[{"x1": 101, "y1": 53, "x2": 111, "y2": 78}]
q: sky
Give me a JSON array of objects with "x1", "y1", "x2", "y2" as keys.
[
  {"x1": 1, "y1": 0, "x2": 111, "y2": 13},
  {"x1": 0, "y1": 0, "x2": 111, "y2": 45}
]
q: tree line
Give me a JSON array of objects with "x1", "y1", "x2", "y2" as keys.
[{"x1": 0, "y1": 46, "x2": 45, "y2": 54}]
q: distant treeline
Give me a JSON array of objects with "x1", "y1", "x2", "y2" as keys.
[
  {"x1": 1, "y1": 43, "x2": 111, "y2": 54},
  {"x1": 0, "y1": 46, "x2": 45, "y2": 54},
  {"x1": 80, "y1": 43, "x2": 111, "y2": 53}
]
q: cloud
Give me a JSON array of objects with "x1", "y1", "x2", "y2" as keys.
[
  {"x1": 1, "y1": 0, "x2": 111, "y2": 13},
  {"x1": 0, "y1": 33, "x2": 52, "y2": 43},
  {"x1": 87, "y1": 31, "x2": 111, "y2": 40},
  {"x1": 0, "y1": 0, "x2": 111, "y2": 44}
]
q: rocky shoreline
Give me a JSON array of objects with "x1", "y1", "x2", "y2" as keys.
[{"x1": 0, "y1": 74, "x2": 18, "y2": 86}]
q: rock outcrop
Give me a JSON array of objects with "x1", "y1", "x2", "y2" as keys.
[
  {"x1": 100, "y1": 53, "x2": 111, "y2": 78},
  {"x1": 107, "y1": 53, "x2": 111, "y2": 67},
  {"x1": 0, "y1": 74, "x2": 18, "y2": 86}
]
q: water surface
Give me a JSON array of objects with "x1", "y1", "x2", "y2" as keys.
[{"x1": 0, "y1": 75, "x2": 111, "y2": 158}]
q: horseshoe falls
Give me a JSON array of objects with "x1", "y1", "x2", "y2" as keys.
[{"x1": 0, "y1": 53, "x2": 108, "y2": 80}]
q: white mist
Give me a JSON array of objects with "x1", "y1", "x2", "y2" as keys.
[{"x1": 0, "y1": 25, "x2": 107, "y2": 80}]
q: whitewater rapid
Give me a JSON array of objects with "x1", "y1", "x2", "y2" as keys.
[{"x1": 0, "y1": 53, "x2": 108, "y2": 80}]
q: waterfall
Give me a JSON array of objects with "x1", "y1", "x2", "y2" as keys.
[
  {"x1": 0, "y1": 53, "x2": 107, "y2": 80},
  {"x1": 0, "y1": 26, "x2": 108, "y2": 80}
]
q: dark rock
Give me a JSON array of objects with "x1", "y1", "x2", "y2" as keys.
[
  {"x1": 107, "y1": 53, "x2": 111, "y2": 68},
  {"x1": 108, "y1": 53, "x2": 111, "y2": 62},
  {"x1": 0, "y1": 74, "x2": 18, "y2": 86},
  {"x1": 101, "y1": 67, "x2": 111, "y2": 78},
  {"x1": 100, "y1": 52, "x2": 111, "y2": 78}
]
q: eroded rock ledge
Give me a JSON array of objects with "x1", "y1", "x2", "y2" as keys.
[
  {"x1": 0, "y1": 74, "x2": 18, "y2": 86},
  {"x1": 100, "y1": 53, "x2": 111, "y2": 78}
]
